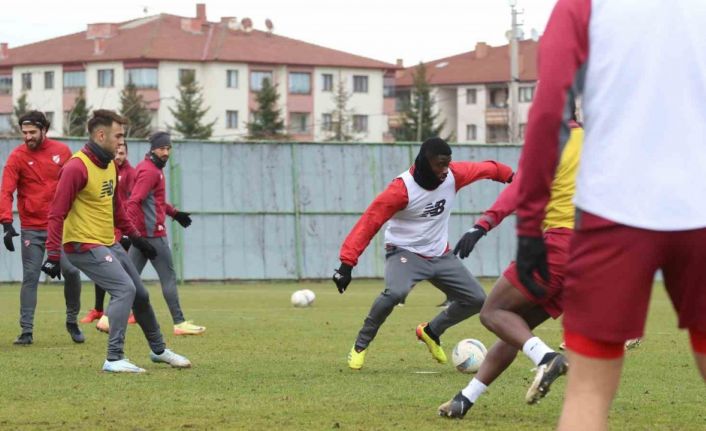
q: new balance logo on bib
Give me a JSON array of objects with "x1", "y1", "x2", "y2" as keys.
[{"x1": 420, "y1": 199, "x2": 446, "y2": 217}]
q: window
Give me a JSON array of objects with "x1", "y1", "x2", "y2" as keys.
[
  {"x1": 519, "y1": 86, "x2": 535, "y2": 103},
  {"x1": 63, "y1": 71, "x2": 86, "y2": 89},
  {"x1": 289, "y1": 72, "x2": 311, "y2": 94},
  {"x1": 353, "y1": 115, "x2": 368, "y2": 133},
  {"x1": 489, "y1": 88, "x2": 508, "y2": 108},
  {"x1": 487, "y1": 125, "x2": 509, "y2": 143},
  {"x1": 322, "y1": 113, "x2": 333, "y2": 132},
  {"x1": 44, "y1": 112, "x2": 54, "y2": 129},
  {"x1": 395, "y1": 89, "x2": 411, "y2": 111},
  {"x1": 289, "y1": 113, "x2": 309, "y2": 134},
  {"x1": 466, "y1": 88, "x2": 477, "y2": 104},
  {"x1": 321, "y1": 74, "x2": 333, "y2": 92},
  {"x1": 250, "y1": 71, "x2": 273, "y2": 92},
  {"x1": 383, "y1": 76, "x2": 395, "y2": 98},
  {"x1": 353, "y1": 75, "x2": 368, "y2": 93},
  {"x1": 21, "y1": 73, "x2": 32, "y2": 90},
  {"x1": 466, "y1": 124, "x2": 477, "y2": 141},
  {"x1": 226, "y1": 110, "x2": 239, "y2": 129},
  {"x1": 44, "y1": 71, "x2": 54, "y2": 90},
  {"x1": 519, "y1": 123, "x2": 527, "y2": 139},
  {"x1": 226, "y1": 70, "x2": 239, "y2": 88},
  {"x1": 125, "y1": 68, "x2": 158, "y2": 88},
  {"x1": 179, "y1": 68, "x2": 195, "y2": 83},
  {"x1": 250, "y1": 111, "x2": 261, "y2": 125},
  {"x1": 0, "y1": 75, "x2": 11, "y2": 95},
  {"x1": 0, "y1": 114, "x2": 11, "y2": 133},
  {"x1": 97, "y1": 69, "x2": 114, "y2": 88}
]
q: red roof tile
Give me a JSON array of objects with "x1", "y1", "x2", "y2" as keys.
[
  {"x1": 395, "y1": 40, "x2": 538, "y2": 87},
  {"x1": 0, "y1": 14, "x2": 396, "y2": 70}
]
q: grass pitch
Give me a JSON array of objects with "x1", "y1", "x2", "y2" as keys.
[{"x1": 0, "y1": 280, "x2": 704, "y2": 430}]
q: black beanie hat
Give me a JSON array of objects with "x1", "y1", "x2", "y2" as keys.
[
  {"x1": 413, "y1": 137, "x2": 452, "y2": 190},
  {"x1": 149, "y1": 131, "x2": 171, "y2": 150}
]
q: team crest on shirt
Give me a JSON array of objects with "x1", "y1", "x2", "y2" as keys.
[
  {"x1": 52, "y1": 155, "x2": 61, "y2": 164},
  {"x1": 24, "y1": 240, "x2": 30, "y2": 247},
  {"x1": 105, "y1": 255, "x2": 113, "y2": 263},
  {"x1": 400, "y1": 257, "x2": 407, "y2": 263}
]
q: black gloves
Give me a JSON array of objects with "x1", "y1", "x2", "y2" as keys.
[
  {"x1": 516, "y1": 236, "x2": 549, "y2": 298},
  {"x1": 453, "y1": 226, "x2": 487, "y2": 259},
  {"x1": 3, "y1": 223, "x2": 19, "y2": 252},
  {"x1": 130, "y1": 236, "x2": 158, "y2": 260},
  {"x1": 333, "y1": 263, "x2": 353, "y2": 294},
  {"x1": 119, "y1": 235, "x2": 132, "y2": 250},
  {"x1": 173, "y1": 211, "x2": 192, "y2": 228},
  {"x1": 41, "y1": 257, "x2": 62, "y2": 279}
]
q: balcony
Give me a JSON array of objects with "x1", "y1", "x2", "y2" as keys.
[{"x1": 485, "y1": 108, "x2": 509, "y2": 125}]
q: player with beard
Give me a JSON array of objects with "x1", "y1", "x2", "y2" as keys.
[
  {"x1": 333, "y1": 137, "x2": 514, "y2": 370},
  {"x1": 82, "y1": 142, "x2": 138, "y2": 329},
  {"x1": 42, "y1": 109, "x2": 191, "y2": 372},
  {"x1": 125, "y1": 132, "x2": 205, "y2": 336},
  {"x1": 0, "y1": 111, "x2": 84, "y2": 345}
]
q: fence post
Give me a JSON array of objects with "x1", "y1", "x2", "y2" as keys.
[
  {"x1": 290, "y1": 142, "x2": 303, "y2": 280},
  {"x1": 168, "y1": 143, "x2": 185, "y2": 284}
]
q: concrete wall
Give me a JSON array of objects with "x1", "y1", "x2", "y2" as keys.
[{"x1": 0, "y1": 138, "x2": 522, "y2": 282}]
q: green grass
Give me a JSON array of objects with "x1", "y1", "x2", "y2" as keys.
[{"x1": 0, "y1": 280, "x2": 704, "y2": 430}]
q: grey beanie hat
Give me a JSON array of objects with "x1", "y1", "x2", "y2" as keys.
[{"x1": 149, "y1": 131, "x2": 172, "y2": 150}]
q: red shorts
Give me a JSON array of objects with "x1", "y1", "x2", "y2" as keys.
[
  {"x1": 563, "y1": 211, "x2": 706, "y2": 343},
  {"x1": 504, "y1": 227, "x2": 572, "y2": 319}
]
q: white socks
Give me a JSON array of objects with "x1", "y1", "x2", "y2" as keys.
[
  {"x1": 522, "y1": 336, "x2": 554, "y2": 367},
  {"x1": 461, "y1": 378, "x2": 488, "y2": 403}
]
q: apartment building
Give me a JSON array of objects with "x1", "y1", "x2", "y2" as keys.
[
  {"x1": 394, "y1": 40, "x2": 538, "y2": 143},
  {"x1": 0, "y1": 4, "x2": 397, "y2": 141}
]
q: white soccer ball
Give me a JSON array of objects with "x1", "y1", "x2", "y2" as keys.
[
  {"x1": 452, "y1": 338, "x2": 487, "y2": 374},
  {"x1": 301, "y1": 289, "x2": 316, "y2": 304},
  {"x1": 291, "y1": 290, "x2": 314, "y2": 308}
]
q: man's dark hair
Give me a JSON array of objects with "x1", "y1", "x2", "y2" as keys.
[
  {"x1": 18, "y1": 110, "x2": 50, "y2": 132},
  {"x1": 87, "y1": 109, "x2": 128, "y2": 135}
]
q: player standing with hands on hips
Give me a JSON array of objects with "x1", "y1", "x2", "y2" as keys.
[{"x1": 333, "y1": 137, "x2": 514, "y2": 370}]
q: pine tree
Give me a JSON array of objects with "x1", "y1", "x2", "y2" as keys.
[
  {"x1": 64, "y1": 89, "x2": 90, "y2": 137},
  {"x1": 120, "y1": 82, "x2": 153, "y2": 138},
  {"x1": 10, "y1": 92, "x2": 31, "y2": 135},
  {"x1": 393, "y1": 62, "x2": 446, "y2": 142},
  {"x1": 326, "y1": 79, "x2": 354, "y2": 141},
  {"x1": 168, "y1": 70, "x2": 215, "y2": 139},
  {"x1": 247, "y1": 78, "x2": 286, "y2": 139}
]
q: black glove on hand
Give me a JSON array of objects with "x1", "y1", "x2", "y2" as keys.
[
  {"x1": 332, "y1": 263, "x2": 353, "y2": 294},
  {"x1": 453, "y1": 225, "x2": 487, "y2": 259},
  {"x1": 41, "y1": 257, "x2": 62, "y2": 280},
  {"x1": 131, "y1": 236, "x2": 158, "y2": 260},
  {"x1": 516, "y1": 236, "x2": 549, "y2": 298},
  {"x1": 119, "y1": 235, "x2": 132, "y2": 250},
  {"x1": 173, "y1": 211, "x2": 192, "y2": 228},
  {"x1": 3, "y1": 223, "x2": 19, "y2": 252}
]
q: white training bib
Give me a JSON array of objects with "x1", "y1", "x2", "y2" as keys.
[{"x1": 384, "y1": 171, "x2": 456, "y2": 256}]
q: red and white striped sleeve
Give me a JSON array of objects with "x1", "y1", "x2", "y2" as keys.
[
  {"x1": 339, "y1": 178, "x2": 409, "y2": 267},
  {"x1": 516, "y1": 0, "x2": 590, "y2": 237}
]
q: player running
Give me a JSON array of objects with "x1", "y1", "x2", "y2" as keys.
[
  {"x1": 42, "y1": 110, "x2": 190, "y2": 373},
  {"x1": 333, "y1": 137, "x2": 513, "y2": 370},
  {"x1": 438, "y1": 115, "x2": 582, "y2": 419}
]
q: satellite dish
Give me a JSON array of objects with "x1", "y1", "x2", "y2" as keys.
[
  {"x1": 530, "y1": 28, "x2": 540, "y2": 42},
  {"x1": 241, "y1": 17, "x2": 253, "y2": 32},
  {"x1": 265, "y1": 18, "x2": 274, "y2": 32}
]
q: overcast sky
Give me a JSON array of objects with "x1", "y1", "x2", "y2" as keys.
[{"x1": 1, "y1": 0, "x2": 557, "y2": 67}]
